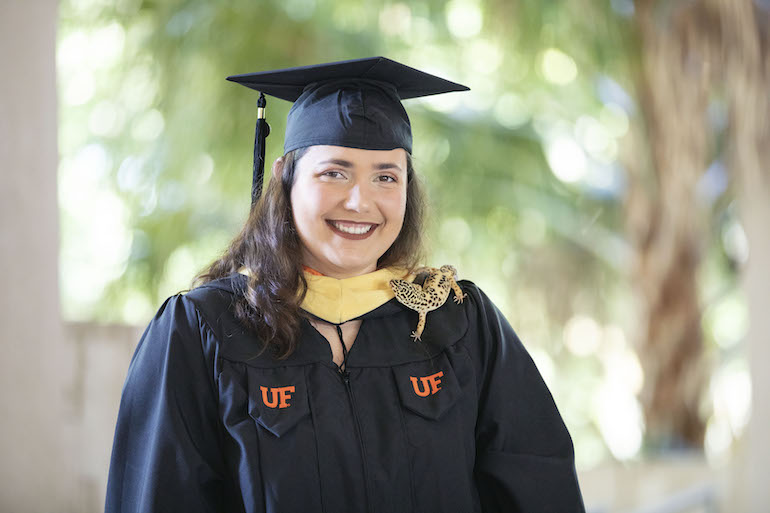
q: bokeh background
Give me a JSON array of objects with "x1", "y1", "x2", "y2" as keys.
[{"x1": 2, "y1": 0, "x2": 768, "y2": 511}]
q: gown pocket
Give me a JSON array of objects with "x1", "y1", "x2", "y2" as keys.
[
  {"x1": 392, "y1": 352, "x2": 461, "y2": 445},
  {"x1": 247, "y1": 365, "x2": 310, "y2": 437}
]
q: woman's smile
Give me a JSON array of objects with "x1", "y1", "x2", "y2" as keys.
[{"x1": 327, "y1": 220, "x2": 379, "y2": 239}]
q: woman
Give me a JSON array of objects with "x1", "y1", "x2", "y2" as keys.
[{"x1": 106, "y1": 57, "x2": 585, "y2": 512}]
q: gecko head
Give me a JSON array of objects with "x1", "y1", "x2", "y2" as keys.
[{"x1": 439, "y1": 264, "x2": 457, "y2": 278}]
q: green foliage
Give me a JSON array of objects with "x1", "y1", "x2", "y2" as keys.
[{"x1": 59, "y1": 0, "x2": 744, "y2": 465}]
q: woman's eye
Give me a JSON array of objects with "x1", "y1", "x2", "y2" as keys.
[
  {"x1": 377, "y1": 175, "x2": 397, "y2": 183},
  {"x1": 322, "y1": 170, "x2": 344, "y2": 179}
]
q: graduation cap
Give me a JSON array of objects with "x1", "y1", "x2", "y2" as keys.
[{"x1": 226, "y1": 57, "x2": 469, "y2": 205}]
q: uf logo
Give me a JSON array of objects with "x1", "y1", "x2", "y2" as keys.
[
  {"x1": 409, "y1": 371, "x2": 444, "y2": 397},
  {"x1": 260, "y1": 386, "x2": 295, "y2": 408}
]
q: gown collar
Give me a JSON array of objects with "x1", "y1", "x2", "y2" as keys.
[
  {"x1": 301, "y1": 267, "x2": 414, "y2": 324},
  {"x1": 237, "y1": 266, "x2": 415, "y2": 324}
]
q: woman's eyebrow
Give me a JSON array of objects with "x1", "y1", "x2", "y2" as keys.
[
  {"x1": 318, "y1": 158, "x2": 404, "y2": 172},
  {"x1": 318, "y1": 158, "x2": 354, "y2": 168},
  {"x1": 373, "y1": 162, "x2": 404, "y2": 172}
]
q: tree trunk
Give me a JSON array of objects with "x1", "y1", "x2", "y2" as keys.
[{"x1": 626, "y1": 0, "x2": 718, "y2": 449}]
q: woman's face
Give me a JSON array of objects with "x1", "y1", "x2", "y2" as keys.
[{"x1": 289, "y1": 145, "x2": 408, "y2": 279}]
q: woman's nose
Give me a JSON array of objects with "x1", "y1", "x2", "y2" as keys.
[{"x1": 343, "y1": 183, "x2": 371, "y2": 212}]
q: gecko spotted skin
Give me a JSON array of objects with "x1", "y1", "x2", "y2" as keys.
[{"x1": 389, "y1": 265, "x2": 467, "y2": 341}]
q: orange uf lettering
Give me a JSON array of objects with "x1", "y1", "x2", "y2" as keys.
[
  {"x1": 409, "y1": 371, "x2": 444, "y2": 397},
  {"x1": 260, "y1": 385, "x2": 295, "y2": 408}
]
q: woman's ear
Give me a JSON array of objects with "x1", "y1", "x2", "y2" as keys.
[{"x1": 271, "y1": 156, "x2": 285, "y2": 179}]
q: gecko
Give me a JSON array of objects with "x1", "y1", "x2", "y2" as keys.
[{"x1": 389, "y1": 265, "x2": 466, "y2": 341}]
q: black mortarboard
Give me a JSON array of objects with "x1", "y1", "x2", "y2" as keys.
[{"x1": 226, "y1": 57, "x2": 469, "y2": 205}]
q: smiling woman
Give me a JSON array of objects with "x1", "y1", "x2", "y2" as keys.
[{"x1": 106, "y1": 57, "x2": 586, "y2": 513}]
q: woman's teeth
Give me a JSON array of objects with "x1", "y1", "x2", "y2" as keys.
[{"x1": 332, "y1": 222, "x2": 374, "y2": 235}]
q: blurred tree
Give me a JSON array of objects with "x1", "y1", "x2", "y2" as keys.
[
  {"x1": 626, "y1": 0, "x2": 769, "y2": 453},
  {"x1": 627, "y1": 0, "x2": 716, "y2": 449}
]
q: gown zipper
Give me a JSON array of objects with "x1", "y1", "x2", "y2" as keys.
[{"x1": 335, "y1": 324, "x2": 373, "y2": 513}]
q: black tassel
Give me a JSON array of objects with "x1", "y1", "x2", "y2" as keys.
[{"x1": 251, "y1": 92, "x2": 271, "y2": 206}]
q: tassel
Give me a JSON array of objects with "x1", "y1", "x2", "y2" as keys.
[{"x1": 251, "y1": 92, "x2": 271, "y2": 206}]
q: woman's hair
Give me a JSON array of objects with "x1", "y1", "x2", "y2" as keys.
[{"x1": 194, "y1": 147, "x2": 426, "y2": 359}]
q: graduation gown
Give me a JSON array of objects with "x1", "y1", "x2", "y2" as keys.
[{"x1": 105, "y1": 269, "x2": 585, "y2": 512}]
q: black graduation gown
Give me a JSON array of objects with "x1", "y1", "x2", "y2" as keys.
[{"x1": 105, "y1": 274, "x2": 585, "y2": 512}]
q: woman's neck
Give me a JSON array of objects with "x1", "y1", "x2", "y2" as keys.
[{"x1": 301, "y1": 262, "x2": 379, "y2": 280}]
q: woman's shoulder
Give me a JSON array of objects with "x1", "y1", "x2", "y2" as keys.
[
  {"x1": 184, "y1": 272, "x2": 245, "y2": 307},
  {"x1": 126, "y1": 273, "x2": 260, "y2": 381},
  {"x1": 451, "y1": 277, "x2": 534, "y2": 369},
  {"x1": 413, "y1": 269, "x2": 522, "y2": 354},
  {"x1": 136, "y1": 273, "x2": 247, "y2": 354},
  {"x1": 180, "y1": 272, "x2": 251, "y2": 343},
  {"x1": 181, "y1": 272, "x2": 244, "y2": 321},
  {"x1": 392, "y1": 268, "x2": 486, "y2": 349}
]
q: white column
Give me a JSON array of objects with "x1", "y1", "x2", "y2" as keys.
[{"x1": 0, "y1": 0, "x2": 74, "y2": 510}]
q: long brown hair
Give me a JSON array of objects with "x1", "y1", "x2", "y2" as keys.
[{"x1": 195, "y1": 147, "x2": 426, "y2": 359}]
